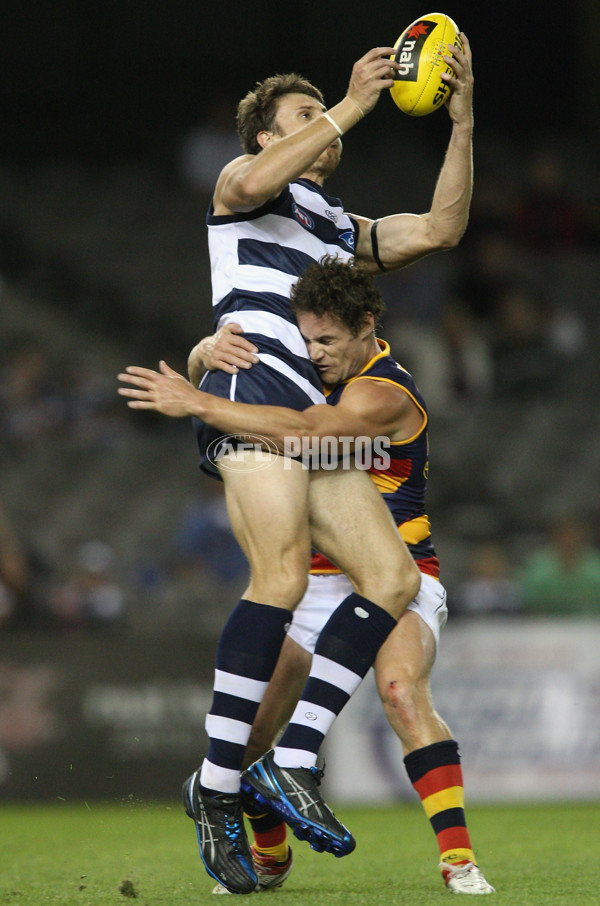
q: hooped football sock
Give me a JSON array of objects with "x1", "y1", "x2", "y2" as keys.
[
  {"x1": 274, "y1": 593, "x2": 397, "y2": 768},
  {"x1": 246, "y1": 812, "x2": 289, "y2": 862},
  {"x1": 200, "y1": 599, "x2": 290, "y2": 795},
  {"x1": 404, "y1": 739, "x2": 476, "y2": 865}
]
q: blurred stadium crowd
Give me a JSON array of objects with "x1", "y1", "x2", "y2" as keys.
[{"x1": 1, "y1": 104, "x2": 600, "y2": 637}]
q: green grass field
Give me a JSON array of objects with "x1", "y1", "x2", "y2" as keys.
[{"x1": 1, "y1": 801, "x2": 598, "y2": 905}]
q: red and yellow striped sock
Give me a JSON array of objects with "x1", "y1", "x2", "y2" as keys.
[
  {"x1": 245, "y1": 810, "x2": 289, "y2": 862},
  {"x1": 404, "y1": 739, "x2": 475, "y2": 866}
]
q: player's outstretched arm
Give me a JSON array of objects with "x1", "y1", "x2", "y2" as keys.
[
  {"x1": 219, "y1": 47, "x2": 400, "y2": 212},
  {"x1": 353, "y1": 33, "x2": 474, "y2": 272},
  {"x1": 118, "y1": 362, "x2": 414, "y2": 447}
]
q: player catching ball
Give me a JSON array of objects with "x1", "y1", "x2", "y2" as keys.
[{"x1": 120, "y1": 33, "x2": 474, "y2": 896}]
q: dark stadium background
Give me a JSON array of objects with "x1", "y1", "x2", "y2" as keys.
[{"x1": 5, "y1": 1, "x2": 597, "y2": 162}]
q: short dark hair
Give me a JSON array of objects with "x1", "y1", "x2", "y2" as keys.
[
  {"x1": 290, "y1": 256, "x2": 386, "y2": 336},
  {"x1": 237, "y1": 73, "x2": 325, "y2": 155}
]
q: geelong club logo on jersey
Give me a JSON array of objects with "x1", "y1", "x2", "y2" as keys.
[
  {"x1": 339, "y1": 230, "x2": 355, "y2": 251},
  {"x1": 393, "y1": 19, "x2": 437, "y2": 82},
  {"x1": 292, "y1": 202, "x2": 315, "y2": 230}
]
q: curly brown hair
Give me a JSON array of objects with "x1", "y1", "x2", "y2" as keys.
[
  {"x1": 290, "y1": 256, "x2": 386, "y2": 336},
  {"x1": 236, "y1": 73, "x2": 325, "y2": 155}
]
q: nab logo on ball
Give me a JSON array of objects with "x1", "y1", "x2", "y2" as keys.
[{"x1": 394, "y1": 19, "x2": 436, "y2": 82}]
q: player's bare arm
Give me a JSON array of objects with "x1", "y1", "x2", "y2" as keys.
[
  {"x1": 187, "y1": 323, "x2": 259, "y2": 384},
  {"x1": 352, "y1": 33, "x2": 473, "y2": 273},
  {"x1": 118, "y1": 362, "x2": 423, "y2": 449},
  {"x1": 216, "y1": 47, "x2": 400, "y2": 213}
]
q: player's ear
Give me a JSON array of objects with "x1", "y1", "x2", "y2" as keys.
[
  {"x1": 257, "y1": 130, "x2": 274, "y2": 149},
  {"x1": 360, "y1": 312, "x2": 376, "y2": 338}
]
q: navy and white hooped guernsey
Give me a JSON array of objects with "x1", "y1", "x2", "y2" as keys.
[{"x1": 196, "y1": 177, "x2": 358, "y2": 475}]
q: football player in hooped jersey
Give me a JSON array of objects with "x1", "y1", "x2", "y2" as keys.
[
  {"x1": 119, "y1": 37, "x2": 474, "y2": 896},
  {"x1": 119, "y1": 259, "x2": 493, "y2": 895}
]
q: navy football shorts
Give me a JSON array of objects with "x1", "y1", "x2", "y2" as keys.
[{"x1": 194, "y1": 361, "x2": 324, "y2": 478}]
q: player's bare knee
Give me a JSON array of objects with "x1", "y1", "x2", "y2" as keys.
[
  {"x1": 374, "y1": 559, "x2": 421, "y2": 616},
  {"x1": 398, "y1": 561, "x2": 422, "y2": 604},
  {"x1": 275, "y1": 567, "x2": 309, "y2": 606},
  {"x1": 250, "y1": 563, "x2": 308, "y2": 608}
]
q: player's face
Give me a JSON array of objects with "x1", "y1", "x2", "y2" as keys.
[
  {"x1": 272, "y1": 93, "x2": 342, "y2": 177},
  {"x1": 297, "y1": 311, "x2": 373, "y2": 387}
]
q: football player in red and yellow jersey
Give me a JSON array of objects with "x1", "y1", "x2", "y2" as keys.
[{"x1": 119, "y1": 257, "x2": 493, "y2": 894}]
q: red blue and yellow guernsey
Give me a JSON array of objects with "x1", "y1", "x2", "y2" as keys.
[{"x1": 311, "y1": 338, "x2": 440, "y2": 579}]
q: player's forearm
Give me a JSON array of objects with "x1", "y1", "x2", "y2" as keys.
[
  {"x1": 199, "y1": 394, "x2": 313, "y2": 447},
  {"x1": 187, "y1": 346, "x2": 206, "y2": 388},
  {"x1": 235, "y1": 98, "x2": 363, "y2": 205},
  {"x1": 371, "y1": 121, "x2": 472, "y2": 269},
  {"x1": 199, "y1": 395, "x2": 368, "y2": 450},
  {"x1": 425, "y1": 119, "x2": 473, "y2": 248}
]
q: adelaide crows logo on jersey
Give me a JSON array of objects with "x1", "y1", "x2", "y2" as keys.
[{"x1": 292, "y1": 203, "x2": 315, "y2": 230}]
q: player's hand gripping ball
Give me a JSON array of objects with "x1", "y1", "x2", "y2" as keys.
[{"x1": 390, "y1": 12, "x2": 461, "y2": 116}]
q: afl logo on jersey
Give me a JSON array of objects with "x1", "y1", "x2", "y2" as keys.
[
  {"x1": 292, "y1": 203, "x2": 314, "y2": 230},
  {"x1": 339, "y1": 230, "x2": 355, "y2": 251}
]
